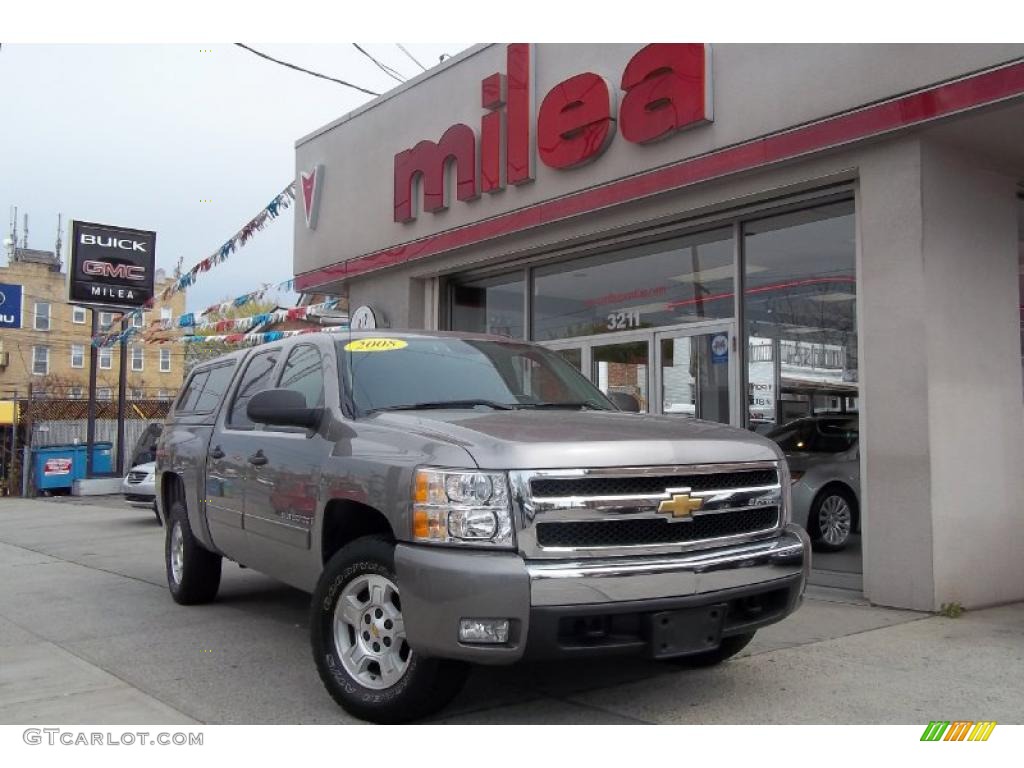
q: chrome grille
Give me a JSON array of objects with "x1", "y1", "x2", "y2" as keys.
[
  {"x1": 536, "y1": 507, "x2": 779, "y2": 548},
  {"x1": 512, "y1": 462, "x2": 783, "y2": 558},
  {"x1": 530, "y1": 469, "x2": 777, "y2": 498},
  {"x1": 127, "y1": 471, "x2": 148, "y2": 484}
]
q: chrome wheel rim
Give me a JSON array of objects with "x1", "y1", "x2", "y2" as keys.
[
  {"x1": 170, "y1": 522, "x2": 184, "y2": 584},
  {"x1": 819, "y1": 495, "x2": 852, "y2": 546},
  {"x1": 333, "y1": 573, "x2": 410, "y2": 690}
]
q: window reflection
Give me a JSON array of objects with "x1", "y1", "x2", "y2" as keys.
[
  {"x1": 450, "y1": 273, "x2": 524, "y2": 338},
  {"x1": 744, "y1": 201, "x2": 857, "y2": 429},
  {"x1": 533, "y1": 228, "x2": 733, "y2": 341}
]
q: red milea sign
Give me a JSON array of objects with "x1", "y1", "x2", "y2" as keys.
[{"x1": 394, "y1": 43, "x2": 712, "y2": 223}]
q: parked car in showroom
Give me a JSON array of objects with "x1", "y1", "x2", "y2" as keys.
[
  {"x1": 765, "y1": 415, "x2": 860, "y2": 551},
  {"x1": 122, "y1": 461, "x2": 160, "y2": 524}
]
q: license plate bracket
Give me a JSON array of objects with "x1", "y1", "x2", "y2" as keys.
[{"x1": 647, "y1": 603, "x2": 727, "y2": 659}]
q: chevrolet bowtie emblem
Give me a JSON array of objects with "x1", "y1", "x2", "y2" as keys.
[{"x1": 658, "y1": 492, "x2": 704, "y2": 519}]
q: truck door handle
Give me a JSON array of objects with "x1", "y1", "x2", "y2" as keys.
[
  {"x1": 247, "y1": 451, "x2": 268, "y2": 466},
  {"x1": 209, "y1": 446, "x2": 225, "y2": 460}
]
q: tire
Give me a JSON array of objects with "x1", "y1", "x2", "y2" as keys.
[
  {"x1": 808, "y1": 487, "x2": 856, "y2": 552},
  {"x1": 165, "y1": 499, "x2": 222, "y2": 605},
  {"x1": 662, "y1": 631, "x2": 756, "y2": 668},
  {"x1": 311, "y1": 535, "x2": 469, "y2": 723}
]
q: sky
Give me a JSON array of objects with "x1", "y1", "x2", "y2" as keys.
[{"x1": 0, "y1": 43, "x2": 466, "y2": 313}]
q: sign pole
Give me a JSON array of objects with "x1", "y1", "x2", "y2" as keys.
[
  {"x1": 116, "y1": 315, "x2": 128, "y2": 476},
  {"x1": 86, "y1": 309, "x2": 98, "y2": 478}
]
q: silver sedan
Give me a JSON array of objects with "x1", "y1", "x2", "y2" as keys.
[
  {"x1": 121, "y1": 461, "x2": 160, "y2": 524},
  {"x1": 766, "y1": 416, "x2": 860, "y2": 551}
]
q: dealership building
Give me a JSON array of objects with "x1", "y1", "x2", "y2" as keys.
[{"x1": 292, "y1": 44, "x2": 1024, "y2": 612}]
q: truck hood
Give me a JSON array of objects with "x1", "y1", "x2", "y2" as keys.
[{"x1": 367, "y1": 409, "x2": 782, "y2": 469}]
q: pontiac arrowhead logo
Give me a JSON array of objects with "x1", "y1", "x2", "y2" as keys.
[{"x1": 301, "y1": 165, "x2": 323, "y2": 230}]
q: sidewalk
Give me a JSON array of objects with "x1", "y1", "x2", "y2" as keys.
[{"x1": 1, "y1": 496, "x2": 1022, "y2": 724}]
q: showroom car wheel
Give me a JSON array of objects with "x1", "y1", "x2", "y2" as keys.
[
  {"x1": 311, "y1": 535, "x2": 469, "y2": 723},
  {"x1": 662, "y1": 632, "x2": 756, "y2": 668},
  {"x1": 810, "y1": 488, "x2": 855, "y2": 552},
  {"x1": 165, "y1": 499, "x2": 222, "y2": 604}
]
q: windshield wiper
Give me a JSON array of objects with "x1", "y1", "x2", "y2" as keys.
[
  {"x1": 370, "y1": 399, "x2": 516, "y2": 412},
  {"x1": 516, "y1": 401, "x2": 605, "y2": 410}
]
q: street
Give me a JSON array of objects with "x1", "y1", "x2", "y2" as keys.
[{"x1": 1, "y1": 496, "x2": 1022, "y2": 725}]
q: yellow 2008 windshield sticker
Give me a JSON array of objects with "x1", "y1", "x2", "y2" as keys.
[{"x1": 344, "y1": 338, "x2": 408, "y2": 352}]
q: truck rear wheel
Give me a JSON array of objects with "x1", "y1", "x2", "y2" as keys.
[
  {"x1": 165, "y1": 499, "x2": 222, "y2": 605},
  {"x1": 311, "y1": 535, "x2": 468, "y2": 723}
]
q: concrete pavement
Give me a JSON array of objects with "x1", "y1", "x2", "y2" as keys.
[{"x1": 1, "y1": 496, "x2": 1021, "y2": 724}]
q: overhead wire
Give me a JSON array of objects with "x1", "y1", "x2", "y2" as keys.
[
  {"x1": 352, "y1": 43, "x2": 406, "y2": 84},
  {"x1": 234, "y1": 43, "x2": 380, "y2": 97},
  {"x1": 395, "y1": 43, "x2": 427, "y2": 72}
]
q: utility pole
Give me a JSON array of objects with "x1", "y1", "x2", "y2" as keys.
[
  {"x1": 116, "y1": 314, "x2": 128, "y2": 475},
  {"x1": 86, "y1": 311, "x2": 99, "y2": 477}
]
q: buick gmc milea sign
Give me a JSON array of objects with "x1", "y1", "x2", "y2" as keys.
[{"x1": 68, "y1": 220, "x2": 156, "y2": 307}]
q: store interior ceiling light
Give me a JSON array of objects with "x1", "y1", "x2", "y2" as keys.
[
  {"x1": 670, "y1": 264, "x2": 766, "y2": 284},
  {"x1": 806, "y1": 292, "x2": 857, "y2": 303}
]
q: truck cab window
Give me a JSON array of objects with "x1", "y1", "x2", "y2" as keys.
[
  {"x1": 227, "y1": 350, "x2": 279, "y2": 429},
  {"x1": 195, "y1": 364, "x2": 237, "y2": 413},
  {"x1": 278, "y1": 344, "x2": 325, "y2": 408}
]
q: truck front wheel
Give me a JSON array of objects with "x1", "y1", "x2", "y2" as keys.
[
  {"x1": 165, "y1": 499, "x2": 222, "y2": 605},
  {"x1": 311, "y1": 535, "x2": 468, "y2": 723}
]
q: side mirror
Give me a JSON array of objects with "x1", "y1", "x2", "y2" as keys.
[
  {"x1": 608, "y1": 391, "x2": 641, "y2": 413},
  {"x1": 247, "y1": 388, "x2": 323, "y2": 429}
]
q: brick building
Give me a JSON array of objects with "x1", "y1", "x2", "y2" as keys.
[{"x1": 0, "y1": 246, "x2": 187, "y2": 401}]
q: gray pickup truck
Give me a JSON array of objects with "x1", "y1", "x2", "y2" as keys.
[{"x1": 156, "y1": 330, "x2": 809, "y2": 722}]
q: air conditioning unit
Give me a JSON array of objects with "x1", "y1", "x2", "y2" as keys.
[{"x1": 0, "y1": 351, "x2": 9, "y2": 367}]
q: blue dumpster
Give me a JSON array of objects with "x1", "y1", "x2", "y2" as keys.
[{"x1": 33, "y1": 442, "x2": 114, "y2": 492}]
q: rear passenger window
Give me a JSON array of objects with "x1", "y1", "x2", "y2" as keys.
[
  {"x1": 278, "y1": 344, "x2": 324, "y2": 408},
  {"x1": 176, "y1": 370, "x2": 209, "y2": 413},
  {"x1": 195, "y1": 364, "x2": 237, "y2": 413},
  {"x1": 227, "y1": 350, "x2": 279, "y2": 429}
]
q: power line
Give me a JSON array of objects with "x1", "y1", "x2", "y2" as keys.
[
  {"x1": 395, "y1": 44, "x2": 427, "y2": 72},
  {"x1": 234, "y1": 43, "x2": 380, "y2": 97},
  {"x1": 352, "y1": 43, "x2": 405, "y2": 84}
]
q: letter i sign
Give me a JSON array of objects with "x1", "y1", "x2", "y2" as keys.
[{"x1": 301, "y1": 165, "x2": 323, "y2": 230}]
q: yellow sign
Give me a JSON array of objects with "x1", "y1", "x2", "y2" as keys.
[
  {"x1": 0, "y1": 401, "x2": 18, "y2": 426},
  {"x1": 658, "y1": 492, "x2": 704, "y2": 519},
  {"x1": 343, "y1": 338, "x2": 408, "y2": 352}
]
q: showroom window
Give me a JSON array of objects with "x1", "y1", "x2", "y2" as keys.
[
  {"x1": 743, "y1": 201, "x2": 857, "y2": 428},
  {"x1": 450, "y1": 272, "x2": 525, "y2": 338},
  {"x1": 532, "y1": 227, "x2": 734, "y2": 341}
]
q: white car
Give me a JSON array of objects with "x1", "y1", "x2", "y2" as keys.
[{"x1": 121, "y1": 461, "x2": 160, "y2": 523}]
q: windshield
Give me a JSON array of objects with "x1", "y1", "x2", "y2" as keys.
[
  {"x1": 339, "y1": 336, "x2": 616, "y2": 415},
  {"x1": 766, "y1": 416, "x2": 858, "y2": 453}
]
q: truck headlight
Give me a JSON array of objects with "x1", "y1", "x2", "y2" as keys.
[{"x1": 413, "y1": 468, "x2": 513, "y2": 548}]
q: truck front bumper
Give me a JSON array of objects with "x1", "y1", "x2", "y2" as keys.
[{"x1": 395, "y1": 524, "x2": 810, "y2": 664}]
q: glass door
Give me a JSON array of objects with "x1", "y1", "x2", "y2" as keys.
[
  {"x1": 592, "y1": 336, "x2": 651, "y2": 413},
  {"x1": 655, "y1": 322, "x2": 736, "y2": 425}
]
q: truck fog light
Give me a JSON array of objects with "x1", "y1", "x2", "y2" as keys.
[
  {"x1": 448, "y1": 508, "x2": 498, "y2": 539},
  {"x1": 459, "y1": 618, "x2": 510, "y2": 644}
]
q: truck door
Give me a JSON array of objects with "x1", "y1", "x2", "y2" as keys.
[
  {"x1": 207, "y1": 348, "x2": 281, "y2": 563},
  {"x1": 243, "y1": 342, "x2": 332, "y2": 582}
]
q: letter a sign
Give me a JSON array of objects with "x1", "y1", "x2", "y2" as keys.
[{"x1": 301, "y1": 165, "x2": 323, "y2": 230}]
